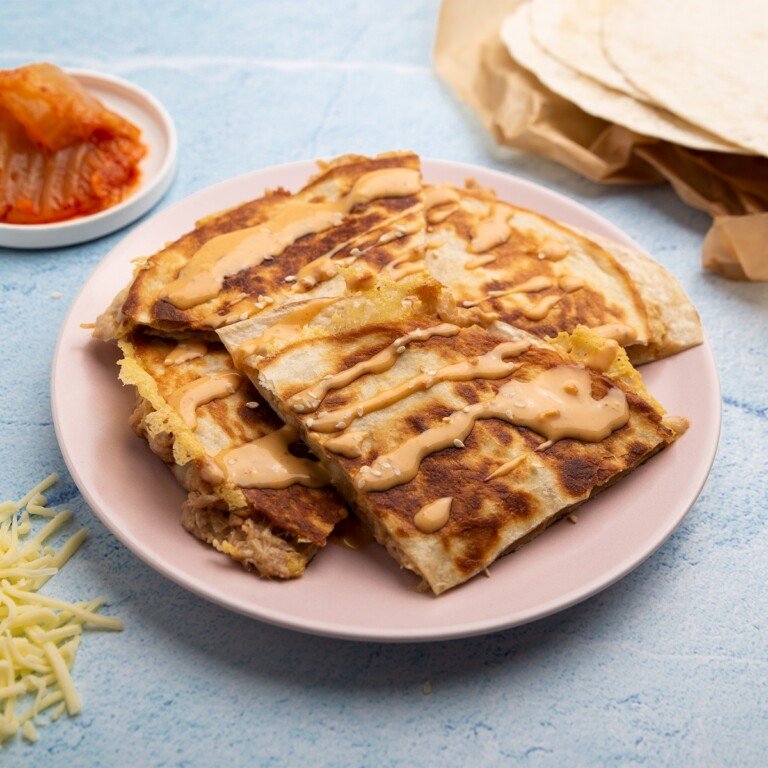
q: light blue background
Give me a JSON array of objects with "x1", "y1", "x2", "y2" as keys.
[{"x1": 1, "y1": 2, "x2": 766, "y2": 765}]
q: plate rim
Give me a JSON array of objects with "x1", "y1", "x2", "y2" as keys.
[
  {"x1": 0, "y1": 68, "x2": 178, "y2": 249},
  {"x1": 51, "y1": 157, "x2": 722, "y2": 642}
]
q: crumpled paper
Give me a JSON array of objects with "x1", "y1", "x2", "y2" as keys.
[{"x1": 434, "y1": 0, "x2": 768, "y2": 280}]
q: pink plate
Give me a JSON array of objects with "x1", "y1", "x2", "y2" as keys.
[{"x1": 51, "y1": 159, "x2": 721, "y2": 642}]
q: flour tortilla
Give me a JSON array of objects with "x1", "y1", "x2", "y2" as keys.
[
  {"x1": 530, "y1": 0, "x2": 645, "y2": 100},
  {"x1": 602, "y1": 0, "x2": 768, "y2": 156},
  {"x1": 572, "y1": 228, "x2": 703, "y2": 363},
  {"x1": 500, "y1": 4, "x2": 747, "y2": 153}
]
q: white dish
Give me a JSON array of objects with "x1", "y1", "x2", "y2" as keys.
[
  {"x1": 51, "y1": 159, "x2": 721, "y2": 642},
  {"x1": 0, "y1": 69, "x2": 177, "y2": 249}
]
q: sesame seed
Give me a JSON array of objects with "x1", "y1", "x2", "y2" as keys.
[
  {"x1": 284, "y1": 275, "x2": 297, "y2": 283},
  {"x1": 357, "y1": 478, "x2": 366, "y2": 489},
  {"x1": 227, "y1": 459, "x2": 236, "y2": 466},
  {"x1": 453, "y1": 439, "x2": 465, "y2": 449},
  {"x1": 371, "y1": 468, "x2": 382, "y2": 477},
  {"x1": 350, "y1": 247, "x2": 361, "y2": 256},
  {"x1": 323, "y1": 374, "x2": 333, "y2": 380},
  {"x1": 394, "y1": 467, "x2": 402, "y2": 476},
  {"x1": 306, "y1": 417, "x2": 314, "y2": 427},
  {"x1": 239, "y1": 312, "x2": 249, "y2": 321},
  {"x1": 245, "y1": 401, "x2": 259, "y2": 409},
  {"x1": 396, "y1": 345, "x2": 406, "y2": 354},
  {"x1": 335, "y1": 421, "x2": 346, "y2": 430},
  {"x1": 356, "y1": 407, "x2": 364, "y2": 417}
]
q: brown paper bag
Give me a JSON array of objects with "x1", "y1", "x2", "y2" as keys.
[{"x1": 433, "y1": 0, "x2": 768, "y2": 281}]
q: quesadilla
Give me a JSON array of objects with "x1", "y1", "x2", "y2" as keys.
[
  {"x1": 95, "y1": 151, "x2": 426, "y2": 340},
  {"x1": 119, "y1": 332, "x2": 346, "y2": 578},
  {"x1": 422, "y1": 181, "x2": 702, "y2": 363},
  {"x1": 218, "y1": 275, "x2": 686, "y2": 594}
]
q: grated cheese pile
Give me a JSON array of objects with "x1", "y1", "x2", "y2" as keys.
[{"x1": 0, "y1": 474, "x2": 122, "y2": 748}]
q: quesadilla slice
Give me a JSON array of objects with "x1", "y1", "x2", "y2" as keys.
[
  {"x1": 423, "y1": 181, "x2": 702, "y2": 363},
  {"x1": 95, "y1": 151, "x2": 427, "y2": 340},
  {"x1": 219, "y1": 275, "x2": 686, "y2": 594},
  {"x1": 119, "y1": 332, "x2": 346, "y2": 578}
]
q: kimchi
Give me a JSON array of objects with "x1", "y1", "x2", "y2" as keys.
[{"x1": 0, "y1": 63, "x2": 147, "y2": 224}]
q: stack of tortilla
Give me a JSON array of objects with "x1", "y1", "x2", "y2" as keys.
[
  {"x1": 95, "y1": 151, "x2": 702, "y2": 594},
  {"x1": 434, "y1": 0, "x2": 768, "y2": 281}
]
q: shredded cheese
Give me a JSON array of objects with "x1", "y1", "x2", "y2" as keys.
[{"x1": 0, "y1": 474, "x2": 123, "y2": 749}]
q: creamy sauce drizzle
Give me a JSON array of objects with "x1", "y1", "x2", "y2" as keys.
[
  {"x1": 233, "y1": 296, "x2": 341, "y2": 366},
  {"x1": 537, "y1": 238, "x2": 569, "y2": 261},
  {"x1": 558, "y1": 274, "x2": 584, "y2": 293},
  {"x1": 357, "y1": 366, "x2": 629, "y2": 492},
  {"x1": 461, "y1": 276, "x2": 554, "y2": 308},
  {"x1": 389, "y1": 260, "x2": 427, "y2": 281},
  {"x1": 199, "y1": 458, "x2": 225, "y2": 485},
  {"x1": 163, "y1": 339, "x2": 207, "y2": 366},
  {"x1": 288, "y1": 323, "x2": 462, "y2": 413},
  {"x1": 323, "y1": 431, "x2": 367, "y2": 458},
  {"x1": 309, "y1": 340, "x2": 530, "y2": 433},
  {"x1": 424, "y1": 185, "x2": 460, "y2": 210},
  {"x1": 203, "y1": 294, "x2": 277, "y2": 328},
  {"x1": 592, "y1": 323, "x2": 637, "y2": 345},
  {"x1": 519, "y1": 293, "x2": 562, "y2": 321},
  {"x1": 413, "y1": 497, "x2": 452, "y2": 533},
  {"x1": 465, "y1": 254, "x2": 497, "y2": 270},
  {"x1": 469, "y1": 206, "x2": 512, "y2": 253},
  {"x1": 484, "y1": 454, "x2": 526, "y2": 481},
  {"x1": 168, "y1": 373, "x2": 242, "y2": 429},
  {"x1": 290, "y1": 255, "x2": 344, "y2": 292},
  {"x1": 163, "y1": 167, "x2": 421, "y2": 309},
  {"x1": 217, "y1": 425, "x2": 329, "y2": 489},
  {"x1": 427, "y1": 206, "x2": 457, "y2": 224}
]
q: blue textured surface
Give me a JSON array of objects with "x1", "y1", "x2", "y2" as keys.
[{"x1": 1, "y1": 2, "x2": 766, "y2": 765}]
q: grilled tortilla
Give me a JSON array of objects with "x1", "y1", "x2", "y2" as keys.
[
  {"x1": 423, "y1": 181, "x2": 702, "y2": 363},
  {"x1": 95, "y1": 151, "x2": 426, "y2": 340},
  {"x1": 219, "y1": 276, "x2": 686, "y2": 594},
  {"x1": 119, "y1": 332, "x2": 346, "y2": 578}
]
